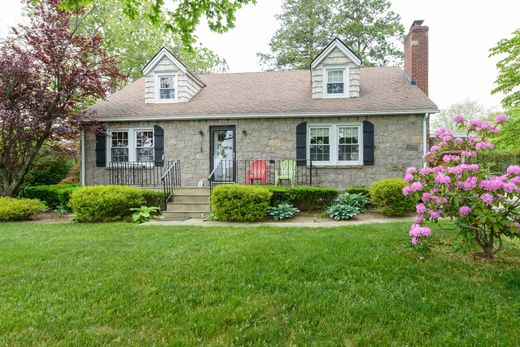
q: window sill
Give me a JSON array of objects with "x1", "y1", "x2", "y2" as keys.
[{"x1": 311, "y1": 164, "x2": 364, "y2": 169}]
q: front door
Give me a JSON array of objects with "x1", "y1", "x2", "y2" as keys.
[{"x1": 209, "y1": 126, "x2": 236, "y2": 182}]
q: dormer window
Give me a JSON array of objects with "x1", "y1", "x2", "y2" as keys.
[
  {"x1": 325, "y1": 67, "x2": 348, "y2": 97},
  {"x1": 155, "y1": 74, "x2": 177, "y2": 102}
]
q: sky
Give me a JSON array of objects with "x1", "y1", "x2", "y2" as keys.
[{"x1": 1, "y1": 0, "x2": 518, "y2": 111}]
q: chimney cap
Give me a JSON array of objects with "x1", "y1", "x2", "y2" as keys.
[{"x1": 411, "y1": 20, "x2": 424, "y2": 27}]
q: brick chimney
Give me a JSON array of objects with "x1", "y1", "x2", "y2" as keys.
[{"x1": 404, "y1": 20, "x2": 429, "y2": 95}]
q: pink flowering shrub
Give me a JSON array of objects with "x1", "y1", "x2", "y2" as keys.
[{"x1": 403, "y1": 114, "x2": 520, "y2": 258}]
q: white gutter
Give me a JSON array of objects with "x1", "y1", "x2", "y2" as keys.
[
  {"x1": 423, "y1": 113, "x2": 429, "y2": 167},
  {"x1": 98, "y1": 109, "x2": 440, "y2": 122},
  {"x1": 80, "y1": 130, "x2": 85, "y2": 186}
]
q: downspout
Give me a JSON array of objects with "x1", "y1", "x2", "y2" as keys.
[
  {"x1": 423, "y1": 113, "x2": 429, "y2": 167},
  {"x1": 80, "y1": 130, "x2": 86, "y2": 186}
]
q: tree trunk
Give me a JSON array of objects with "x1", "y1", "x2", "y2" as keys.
[{"x1": 482, "y1": 229, "x2": 495, "y2": 259}]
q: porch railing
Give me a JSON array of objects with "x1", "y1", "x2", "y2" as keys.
[
  {"x1": 208, "y1": 159, "x2": 313, "y2": 192},
  {"x1": 108, "y1": 161, "x2": 178, "y2": 187},
  {"x1": 161, "y1": 160, "x2": 181, "y2": 204}
]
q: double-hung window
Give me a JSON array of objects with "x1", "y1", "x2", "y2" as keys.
[
  {"x1": 108, "y1": 129, "x2": 155, "y2": 163},
  {"x1": 325, "y1": 67, "x2": 347, "y2": 97},
  {"x1": 157, "y1": 75, "x2": 176, "y2": 101},
  {"x1": 308, "y1": 124, "x2": 362, "y2": 165}
]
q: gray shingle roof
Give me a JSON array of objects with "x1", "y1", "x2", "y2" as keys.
[{"x1": 91, "y1": 67, "x2": 438, "y2": 120}]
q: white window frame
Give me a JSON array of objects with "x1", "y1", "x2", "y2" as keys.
[
  {"x1": 323, "y1": 65, "x2": 349, "y2": 98},
  {"x1": 155, "y1": 73, "x2": 178, "y2": 103},
  {"x1": 107, "y1": 128, "x2": 155, "y2": 164},
  {"x1": 307, "y1": 123, "x2": 363, "y2": 165}
]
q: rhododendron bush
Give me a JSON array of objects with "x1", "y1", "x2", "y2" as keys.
[{"x1": 403, "y1": 114, "x2": 520, "y2": 258}]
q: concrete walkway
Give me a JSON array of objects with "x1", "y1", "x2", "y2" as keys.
[{"x1": 142, "y1": 216, "x2": 414, "y2": 228}]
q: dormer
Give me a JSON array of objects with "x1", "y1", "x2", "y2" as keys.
[
  {"x1": 142, "y1": 47, "x2": 205, "y2": 104},
  {"x1": 310, "y1": 38, "x2": 362, "y2": 99}
]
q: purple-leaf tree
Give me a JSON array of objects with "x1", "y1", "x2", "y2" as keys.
[
  {"x1": 0, "y1": 0, "x2": 121, "y2": 196},
  {"x1": 402, "y1": 114, "x2": 520, "y2": 259}
]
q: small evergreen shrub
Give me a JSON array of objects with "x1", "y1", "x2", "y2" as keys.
[
  {"x1": 211, "y1": 184, "x2": 272, "y2": 222},
  {"x1": 69, "y1": 186, "x2": 146, "y2": 222},
  {"x1": 336, "y1": 192, "x2": 370, "y2": 213},
  {"x1": 345, "y1": 187, "x2": 370, "y2": 197},
  {"x1": 326, "y1": 204, "x2": 360, "y2": 221},
  {"x1": 0, "y1": 197, "x2": 46, "y2": 221},
  {"x1": 24, "y1": 184, "x2": 79, "y2": 211},
  {"x1": 266, "y1": 186, "x2": 339, "y2": 211},
  {"x1": 268, "y1": 203, "x2": 300, "y2": 221},
  {"x1": 142, "y1": 190, "x2": 168, "y2": 210},
  {"x1": 370, "y1": 178, "x2": 415, "y2": 216}
]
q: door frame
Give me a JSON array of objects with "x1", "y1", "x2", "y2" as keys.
[{"x1": 209, "y1": 125, "x2": 236, "y2": 182}]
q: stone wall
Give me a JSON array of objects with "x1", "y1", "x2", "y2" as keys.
[
  {"x1": 311, "y1": 47, "x2": 360, "y2": 98},
  {"x1": 83, "y1": 114, "x2": 425, "y2": 189}
]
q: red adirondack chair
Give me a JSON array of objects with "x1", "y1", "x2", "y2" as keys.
[{"x1": 245, "y1": 160, "x2": 268, "y2": 185}]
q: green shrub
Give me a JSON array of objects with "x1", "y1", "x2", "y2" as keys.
[
  {"x1": 0, "y1": 197, "x2": 46, "y2": 221},
  {"x1": 266, "y1": 186, "x2": 339, "y2": 211},
  {"x1": 478, "y1": 150, "x2": 520, "y2": 174},
  {"x1": 336, "y1": 192, "x2": 370, "y2": 213},
  {"x1": 24, "y1": 153, "x2": 74, "y2": 186},
  {"x1": 24, "y1": 184, "x2": 79, "y2": 211},
  {"x1": 370, "y1": 178, "x2": 415, "y2": 217},
  {"x1": 211, "y1": 184, "x2": 272, "y2": 222},
  {"x1": 142, "y1": 190, "x2": 168, "y2": 210},
  {"x1": 268, "y1": 203, "x2": 300, "y2": 221},
  {"x1": 69, "y1": 186, "x2": 146, "y2": 222},
  {"x1": 345, "y1": 187, "x2": 371, "y2": 197},
  {"x1": 326, "y1": 204, "x2": 360, "y2": 221}
]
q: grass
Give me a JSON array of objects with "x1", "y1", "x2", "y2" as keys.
[{"x1": 0, "y1": 222, "x2": 519, "y2": 346}]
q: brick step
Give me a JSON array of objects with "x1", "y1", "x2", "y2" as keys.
[
  {"x1": 162, "y1": 211, "x2": 210, "y2": 219},
  {"x1": 167, "y1": 202, "x2": 210, "y2": 213},
  {"x1": 173, "y1": 194, "x2": 210, "y2": 203}
]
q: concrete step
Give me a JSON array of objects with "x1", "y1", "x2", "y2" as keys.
[
  {"x1": 173, "y1": 194, "x2": 210, "y2": 203},
  {"x1": 167, "y1": 202, "x2": 210, "y2": 213},
  {"x1": 163, "y1": 211, "x2": 210, "y2": 219},
  {"x1": 174, "y1": 187, "x2": 211, "y2": 195}
]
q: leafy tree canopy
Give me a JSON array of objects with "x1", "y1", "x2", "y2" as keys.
[
  {"x1": 258, "y1": 0, "x2": 405, "y2": 70},
  {"x1": 490, "y1": 28, "x2": 520, "y2": 112},
  {"x1": 58, "y1": 0, "x2": 256, "y2": 50},
  {"x1": 431, "y1": 99, "x2": 494, "y2": 132},
  {"x1": 491, "y1": 110, "x2": 520, "y2": 151},
  {"x1": 77, "y1": 0, "x2": 229, "y2": 81}
]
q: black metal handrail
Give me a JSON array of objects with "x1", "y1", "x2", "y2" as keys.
[
  {"x1": 161, "y1": 160, "x2": 181, "y2": 205},
  {"x1": 108, "y1": 161, "x2": 178, "y2": 187}
]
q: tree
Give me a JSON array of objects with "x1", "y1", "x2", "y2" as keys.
[
  {"x1": 491, "y1": 109, "x2": 520, "y2": 151},
  {"x1": 403, "y1": 115, "x2": 520, "y2": 259},
  {"x1": 57, "y1": 0, "x2": 257, "y2": 50},
  {"x1": 77, "y1": 0, "x2": 228, "y2": 82},
  {"x1": 258, "y1": 0, "x2": 404, "y2": 70},
  {"x1": 430, "y1": 99, "x2": 492, "y2": 132},
  {"x1": 0, "y1": 0, "x2": 121, "y2": 196},
  {"x1": 489, "y1": 29, "x2": 520, "y2": 112}
]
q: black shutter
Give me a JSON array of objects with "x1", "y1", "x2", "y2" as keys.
[
  {"x1": 363, "y1": 120, "x2": 375, "y2": 166},
  {"x1": 95, "y1": 130, "x2": 106, "y2": 167},
  {"x1": 154, "y1": 125, "x2": 164, "y2": 167},
  {"x1": 296, "y1": 122, "x2": 307, "y2": 166}
]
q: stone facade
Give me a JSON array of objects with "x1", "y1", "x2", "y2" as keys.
[
  {"x1": 84, "y1": 114, "x2": 425, "y2": 189},
  {"x1": 311, "y1": 47, "x2": 360, "y2": 98},
  {"x1": 144, "y1": 56, "x2": 202, "y2": 103}
]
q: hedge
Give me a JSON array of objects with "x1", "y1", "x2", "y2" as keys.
[
  {"x1": 24, "y1": 184, "x2": 79, "y2": 211},
  {"x1": 370, "y1": 178, "x2": 415, "y2": 217},
  {"x1": 345, "y1": 187, "x2": 371, "y2": 197},
  {"x1": 211, "y1": 184, "x2": 272, "y2": 222},
  {"x1": 478, "y1": 151, "x2": 520, "y2": 174},
  {"x1": 265, "y1": 186, "x2": 339, "y2": 211},
  {"x1": 0, "y1": 197, "x2": 46, "y2": 221},
  {"x1": 69, "y1": 186, "x2": 148, "y2": 222}
]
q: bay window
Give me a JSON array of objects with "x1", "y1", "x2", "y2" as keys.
[
  {"x1": 308, "y1": 124, "x2": 362, "y2": 165},
  {"x1": 108, "y1": 129, "x2": 155, "y2": 163}
]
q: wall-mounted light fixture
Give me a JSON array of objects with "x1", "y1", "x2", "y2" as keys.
[
  {"x1": 242, "y1": 130, "x2": 247, "y2": 136},
  {"x1": 198, "y1": 129, "x2": 204, "y2": 136}
]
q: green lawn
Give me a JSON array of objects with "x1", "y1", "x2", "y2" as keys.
[{"x1": 0, "y1": 222, "x2": 519, "y2": 346}]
